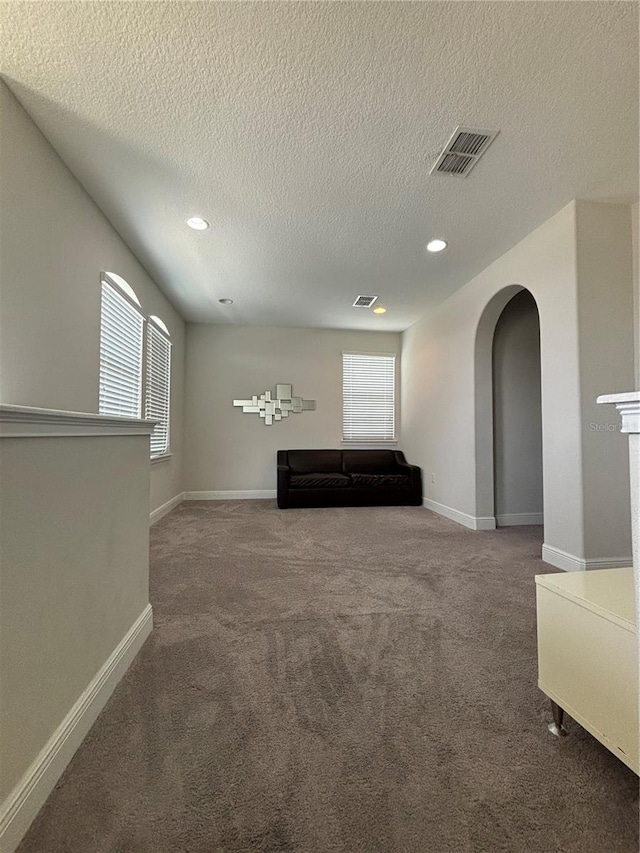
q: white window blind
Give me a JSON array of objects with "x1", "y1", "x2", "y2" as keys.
[
  {"x1": 99, "y1": 280, "x2": 144, "y2": 418},
  {"x1": 342, "y1": 352, "x2": 396, "y2": 441},
  {"x1": 145, "y1": 322, "x2": 172, "y2": 456}
]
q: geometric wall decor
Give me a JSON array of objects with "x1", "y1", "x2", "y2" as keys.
[{"x1": 233, "y1": 384, "x2": 316, "y2": 425}]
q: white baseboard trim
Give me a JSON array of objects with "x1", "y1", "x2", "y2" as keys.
[
  {"x1": 583, "y1": 557, "x2": 633, "y2": 570},
  {"x1": 423, "y1": 498, "x2": 496, "y2": 531},
  {"x1": 0, "y1": 604, "x2": 153, "y2": 853},
  {"x1": 184, "y1": 490, "x2": 277, "y2": 500},
  {"x1": 150, "y1": 492, "x2": 185, "y2": 525},
  {"x1": 585, "y1": 556, "x2": 633, "y2": 571},
  {"x1": 541, "y1": 545, "x2": 583, "y2": 572},
  {"x1": 542, "y1": 544, "x2": 632, "y2": 572},
  {"x1": 496, "y1": 512, "x2": 544, "y2": 527}
]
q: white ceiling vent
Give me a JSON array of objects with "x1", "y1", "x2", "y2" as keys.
[
  {"x1": 430, "y1": 126, "x2": 499, "y2": 177},
  {"x1": 352, "y1": 295, "x2": 378, "y2": 308}
]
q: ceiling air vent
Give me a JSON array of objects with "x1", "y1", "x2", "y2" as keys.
[
  {"x1": 430, "y1": 126, "x2": 499, "y2": 177},
  {"x1": 353, "y1": 295, "x2": 378, "y2": 308}
]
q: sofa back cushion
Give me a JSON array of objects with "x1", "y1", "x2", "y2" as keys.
[
  {"x1": 342, "y1": 449, "x2": 398, "y2": 473},
  {"x1": 287, "y1": 449, "x2": 344, "y2": 473}
]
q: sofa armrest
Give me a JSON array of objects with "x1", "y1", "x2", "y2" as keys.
[
  {"x1": 393, "y1": 455, "x2": 422, "y2": 494},
  {"x1": 408, "y1": 464, "x2": 422, "y2": 496},
  {"x1": 393, "y1": 451, "x2": 408, "y2": 466},
  {"x1": 277, "y1": 462, "x2": 291, "y2": 509},
  {"x1": 277, "y1": 464, "x2": 291, "y2": 481},
  {"x1": 397, "y1": 462, "x2": 420, "y2": 478}
]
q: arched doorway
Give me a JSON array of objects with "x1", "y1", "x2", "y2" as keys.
[
  {"x1": 474, "y1": 286, "x2": 544, "y2": 531},
  {"x1": 492, "y1": 291, "x2": 543, "y2": 527}
]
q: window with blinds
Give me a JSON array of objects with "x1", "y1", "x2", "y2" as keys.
[
  {"x1": 342, "y1": 352, "x2": 396, "y2": 441},
  {"x1": 99, "y1": 280, "x2": 144, "y2": 418},
  {"x1": 145, "y1": 322, "x2": 172, "y2": 456}
]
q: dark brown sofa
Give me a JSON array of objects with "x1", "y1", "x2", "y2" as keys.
[{"x1": 277, "y1": 449, "x2": 422, "y2": 509}]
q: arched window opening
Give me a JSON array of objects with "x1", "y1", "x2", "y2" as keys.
[
  {"x1": 99, "y1": 275, "x2": 144, "y2": 418},
  {"x1": 104, "y1": 271, "x2": 141, "y2": 306},
  {"x1": 98, "y1": 274, "x2": 172, "y2": 457},
  {"x1": 145, "y1": 319, "x2": 172, "y2": 456}
]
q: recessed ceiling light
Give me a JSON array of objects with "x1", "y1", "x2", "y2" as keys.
[
  {"x1": 186, "y1": 216, "x2": 209, "y2": 230},
  {"x1": 426, "y1": 238, "x2": 448, "y2": 253},
  {"x1": 218, "y1": 298, "x2": 234, "y2": 305},
  {"x1": 373, "y1": 306, "x2": 387, "y2": 314}
]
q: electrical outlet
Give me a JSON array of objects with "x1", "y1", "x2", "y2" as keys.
[{"x1": 431, "y1": 473, "x2": 436, "y2": 484}]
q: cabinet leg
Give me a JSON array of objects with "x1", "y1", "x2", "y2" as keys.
[{"x1": 548, "y1": 700, "x2": 567, "y2": 737}]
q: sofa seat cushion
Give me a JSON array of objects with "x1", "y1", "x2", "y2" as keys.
[
  {"x1": 290, "y1": 473, "x2": 351, "y2": 488},
  {"x1": 351, "y1": 473, "x2": 410, "y2": 487}
]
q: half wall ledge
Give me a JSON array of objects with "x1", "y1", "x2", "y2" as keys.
[{"x1": 0, "y1": 404, "x2": 156, "y2": 438}]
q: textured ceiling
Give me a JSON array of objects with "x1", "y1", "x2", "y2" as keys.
[{"x1": 2, "y1": 1, "x2": 638, "y2": 330}]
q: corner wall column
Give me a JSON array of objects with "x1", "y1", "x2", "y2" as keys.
[{"x1": 597, "y1": 392, "x2": 640, "y2": 619}]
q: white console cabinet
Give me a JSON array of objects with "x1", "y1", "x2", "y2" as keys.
[{"x1": 536, "y1": 568, "x2": 638, "y2": 773}]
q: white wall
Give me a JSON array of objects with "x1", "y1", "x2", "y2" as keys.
[
  {"x1": 492, "y1": 291, "x2": 543, "y2": 523},
  {"x1": 402, "y1": 201, "x2": 635, "y2": 566},
  {"x1": 633, "y1": 202, "x2": 639, "y2": 387},
  {"x1": 184, "y1": 324, "x2": 401, "y2": 492},
  {"x1": 0, "y1": 82, "x2": 184, "y2": 512},
  {"x1": 576, "y1": 202, "x2": 635, "y2": 559},
  {"x1": 402, "y1": 204, "x2": 580, "y2": 545}
]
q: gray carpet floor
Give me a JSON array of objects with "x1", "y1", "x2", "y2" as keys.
[{"x1": 18, "y1": 501, "x2": 639, "y2": 852}]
